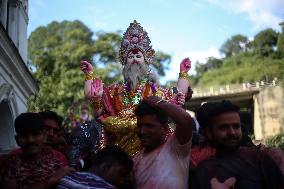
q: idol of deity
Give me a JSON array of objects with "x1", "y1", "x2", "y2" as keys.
[{"x1": 80, "y1": 20, "x2": 191, "y2": 155}]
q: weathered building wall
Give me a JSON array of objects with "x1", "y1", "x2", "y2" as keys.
[
  {"x1": 254, "y1": 86, "x2": 284, "y2": 140},
  {"x1": 0, "y1": 0, "x2": 37, "y2": 153}
]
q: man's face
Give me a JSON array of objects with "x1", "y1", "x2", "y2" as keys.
[
  {"x1": 137, "y1": 114, "x2": 167, "y2": 152},
  {"x1": 126, "y1": 50, "x2": 145, "y2": 65},
  {"x1": 15, "y1": 130, "x2": 47, "y2": 156},
  {"x1": 208, "y1": 112, "x2": 242, "y2": 151},
  {"x1": 44, "y1": 118, "x2": 60, "y2": 145}
]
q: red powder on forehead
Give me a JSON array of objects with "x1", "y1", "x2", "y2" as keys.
[{"x1": 131, "y1": 48, "x2": 140, "y2": 54}]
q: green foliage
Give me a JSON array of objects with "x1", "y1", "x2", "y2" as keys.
[
  {"x1": 220, "y1": 34, "x2": 249, "y2": 58},
  {"x1": 266, "y1": 133, "x2": 284, "y2": 151},
  {"x1": 195, "y1": 28, "x2": 284, "y2": 87},
  {"x1": 197, "y1": 53, "x2": 284, "y2": 86},
  {"x1": 277, "y1": 33, "x2": 284, "y2": 54},
  {"x1": 152, "y1": 51, "x2": 171, "y2": 76},
  {"x1": 28, "y1": 20, "x2": 95, "y2": 115},
  {"x1": 94, "y1": 31, "x2": 122, "y2": 64},
  {"x1": 252, "y1": 28, "x2": 279, "y2": 56}
]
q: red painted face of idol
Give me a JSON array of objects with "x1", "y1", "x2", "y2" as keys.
[
  {"x1": 208, "y1": 112, "x2": 242, "y2": 152},
  {"x1": 136, "y1": 114, "x2": 168, "y2": 153}
]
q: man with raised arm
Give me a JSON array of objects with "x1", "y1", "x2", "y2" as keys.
[{"x1": 133, "y1": 96, "x2": 193, "y2": 189}]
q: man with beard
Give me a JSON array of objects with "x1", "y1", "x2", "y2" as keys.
[
  {"x1": 190, "y1": 101, "x2": 284, "y2": 189},
  {"x1": 0, "y1": 113, "x2": 74, "y2": 189},
  {"x1": 39, "y1": 110, "x2": 68, "y2": 155},
  {"x1": 133, "y1": 96, "x2": 192, "y2": 189},
  {"x1": 80, "y1": 20, "x2": 191, "y2": 155}
]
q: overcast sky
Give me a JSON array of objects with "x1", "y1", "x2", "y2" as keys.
[{"x1": 29, "y1": 0, "x2": 284, "y2": 82}]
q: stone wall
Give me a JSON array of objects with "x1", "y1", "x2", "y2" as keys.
[{"x1": 253, "y1": 86, "x2": 284, "y2": 140}]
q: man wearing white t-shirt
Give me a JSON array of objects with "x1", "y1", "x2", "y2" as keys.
[{"x1": 133, "y1": 95, "x2": 193, "y2": 189}]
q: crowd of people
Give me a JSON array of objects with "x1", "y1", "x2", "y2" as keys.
[
  {"x1": 0, "y1": 20, "x2": 283, "y2": 189},
  {"x1": 1, "y1": 99, "x2": 284, "y2": 189}
]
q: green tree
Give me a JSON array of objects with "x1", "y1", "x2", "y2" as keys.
[
  {"x1": 152, "y1": 51, "x2": 171, "y2": 76},
  {"x1": 277, "y1": 34, "x2": 284, "y2": 54},
  {"x1": 220, "y1": 34, "x2": 249, "y2": 58},
  {"x1": 94, "y1": 31, "x2": 122, "y2": 64},
  {"x1": 194, "y1": 28, "x2": 284, "y2": 87},
  {"x1": 206, "y1": 57, "x2": 223, "y2": 69},
  {"x1": 193, "y1": 58, "x2": 223, "y2": 85},
  {"x1": 252, "y1": 28, "x2": 278, "y2": 56},
  {"x1": 92, "y1": 31, "x2": 123, "y2": 84},
  {"x1": 28, "y1": 20, "x2": 96, "y2": 115},
  {"x1": 277, "y1": 22, "x2": 284, "y2": 56}
]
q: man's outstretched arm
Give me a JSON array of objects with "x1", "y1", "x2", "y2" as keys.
[{"x1": 144, "y1": 96, "x2": 193, "y2": 145}]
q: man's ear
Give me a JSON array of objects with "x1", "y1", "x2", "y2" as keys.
[{"x1": 205, "y1": 127, "x2": 213, "y2": 140}]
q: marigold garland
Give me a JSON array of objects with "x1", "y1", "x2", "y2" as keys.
[
  {"x1": 113, "y1": 86, "x2": 123, "y2": 112},
  {"x1": 142, "y1": 82, "x2": 151, "y2": 99}
]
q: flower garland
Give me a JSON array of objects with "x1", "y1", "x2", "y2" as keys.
[
  {"x1": 113, "y1": 86, "x2": 123, "y2": 112},
  {"x1": 112, "y1": 78, "x2": 174, "y2": 115}
]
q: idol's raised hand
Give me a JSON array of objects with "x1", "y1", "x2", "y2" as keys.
[
  {"x1": 180, "y1": 58, "x2": 191, "y2": 73},
  {"x1": 92, "y1": 78, "x2": 103, "y2": 97},
  {"x1": 80, "y1": 60, "x2": 93, "y2": 74},
  {"x1": 171, "y1": 92, "x2": 186, "y2": 106}
]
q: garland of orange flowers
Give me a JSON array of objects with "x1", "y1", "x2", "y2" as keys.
[
  {"x1": 142, "y1": 82, "x2": 151, "y2": 99},
  {"x1": 113, "y1": 80, "x2": 158, "y2": 113},
  {"x1": 113, "y1": 86, "x2": 123, "y2": 112}
]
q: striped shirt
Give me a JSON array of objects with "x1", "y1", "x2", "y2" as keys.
[{"x1": 57, "y1": 172, "x2": 116, "y2": 189}]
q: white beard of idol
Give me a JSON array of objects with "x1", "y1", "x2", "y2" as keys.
[{"x1": 122, "y1": 62, "x2": 157, "y2": 90}]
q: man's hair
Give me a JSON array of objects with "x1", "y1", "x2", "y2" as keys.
[
  {"x1": 39, "y1": 110, "x2": 63, "y2": 127},
  {"x1": 15, "y1": 112, "x2": 45, "y2": 135},
  {"x1": 196, "y1": 102, "x2": 216, "y2": 130},
  {"x1": 91, "y1": 145, "x2": 133, "y2": 172},
  {"x1": 196, "y1": 100, "x2": 240, "y2": 129},
  {"x1": 134, "y1": 100, "x2": 168, "y2": 125},
  {"x1": 208, "y1": 100, "x2": 240, "y2": 119}
]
